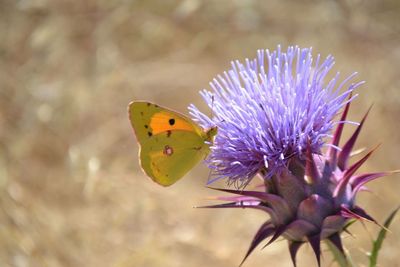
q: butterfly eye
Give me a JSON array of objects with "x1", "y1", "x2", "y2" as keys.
[{"x1": 169, "y1": 118, "x2": 175, "y2": 126}]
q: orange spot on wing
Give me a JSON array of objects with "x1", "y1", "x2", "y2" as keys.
[{"x1": 150, "y1": 112, "x2": 196, "y2": 134}]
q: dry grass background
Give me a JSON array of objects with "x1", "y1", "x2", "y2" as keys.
[{"x1": 1, "y1": 0, "x2": 400, "y2": 266}]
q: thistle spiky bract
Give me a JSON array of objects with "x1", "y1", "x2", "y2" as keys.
[{"x1": 190, "y1": 46, "x2": 395, "y2": 266}]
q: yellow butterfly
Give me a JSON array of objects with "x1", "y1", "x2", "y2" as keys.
[{"x1": 128, "y1": 101, "x2": 217, "y2": 186}]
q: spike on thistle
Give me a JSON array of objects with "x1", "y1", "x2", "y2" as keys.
[{"x1": 191, "y1": 46, "x2": 395, "y2": 266}]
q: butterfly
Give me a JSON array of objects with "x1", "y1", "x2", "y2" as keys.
[{"x1": 128, "y1": 101, "x2": 217, "y2": 186}]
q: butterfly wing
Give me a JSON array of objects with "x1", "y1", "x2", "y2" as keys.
[
  {"x1": 139, "y1": 130, "x2": 209, "y2": 186},
  {"x1": 128, "y1": 101, "x2": 204, "y2": 143},
  {"x1": 128, "y1": 101, "x2": 210, "y2": 186}
]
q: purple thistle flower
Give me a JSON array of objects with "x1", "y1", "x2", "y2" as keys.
[
  {"x1": 189, "y1": 46, "x2": 360, "y2": 186},
  {"x1": 191, "y1": 46, "x2": 396, "y2": 266}
]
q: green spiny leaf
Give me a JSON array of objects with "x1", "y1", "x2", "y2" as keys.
[{"x1": 369, "y1": 206, "x2": 400, "y2": 267}]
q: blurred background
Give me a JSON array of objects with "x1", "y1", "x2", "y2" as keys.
[{"x1": 1, "y1": 0, "x2": 400, "y2": 266}]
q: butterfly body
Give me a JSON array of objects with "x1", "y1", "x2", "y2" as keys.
[{"x1": 128, "y1": 101, "x2": 217, "y2": 186}]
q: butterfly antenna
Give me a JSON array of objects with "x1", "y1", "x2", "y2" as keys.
[
  {"x1": 210, "y1": 94, "x2": 215, "y2": 121},
  {"x1": 210, "y1": 94, "x2": 226, "y2": 127}
]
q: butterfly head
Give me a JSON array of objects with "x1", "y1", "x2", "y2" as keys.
[{"x1": 206, "y1": 126, "x2": 218, "y2": 142}]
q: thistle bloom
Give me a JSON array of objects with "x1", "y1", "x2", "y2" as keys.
[
  {"x1": 190, "y1": 46, "x2": 361, "y2": 186},
  {"x1": 189, "y1": 46, "x2": 393, "y2": 266}
]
